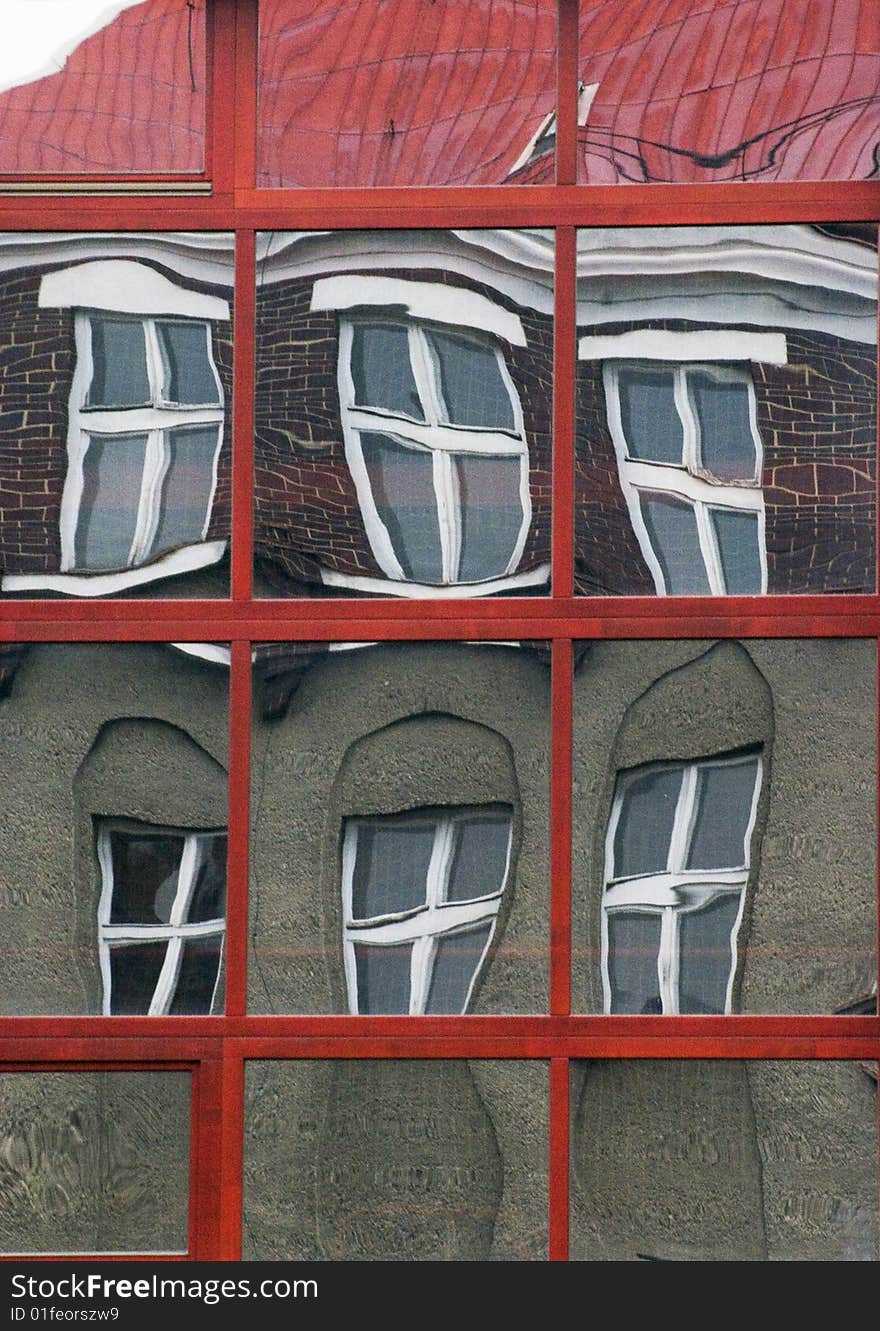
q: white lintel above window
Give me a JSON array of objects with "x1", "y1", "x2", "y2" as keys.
[
  {"x1": 39, "y1": 260, "x2": 230, "y2": 321},
  {"x1": 311, "y1": 274, "x2": 526, "y2": 346},
  {"x1": 579, "y1": 330, "x2": 788, "y2": 364}
]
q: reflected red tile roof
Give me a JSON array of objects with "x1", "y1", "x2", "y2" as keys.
[
  {"x1": 0, "y1": 0, "x2": 205, "y2": 174},
  {"x1": 0, "y1": 0, "x2": 876, "y2": 183}
]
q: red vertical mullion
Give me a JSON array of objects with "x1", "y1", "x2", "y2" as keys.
[
  {"x1": 556, "y1": 0, "x2": 579, "y2": 186},
  {"x1": 226, "y1": 640, "x2": 252, "y2": 1018},
  {"x1": 550, "y1": 638, "x2": 573, "y2": 1015},
  {"x1": 208, "y1": 0, "x2": 238, "y2": 196},
  {"x1": 234, "y1": 0, "x2": 260, "y2": 192},
  {"x1": 219, "y1": 1048, "x2": 246, "y2": 1258},
  {"x1": 549, "y1": 1056, "x2": 570, "y2": 1260},
  {"x1": 232, "y1": 229, "x2": 256, "y2": 601},
  {"x1": 190, "y1": 1054, "x2": 224, "y2": 1258},
  {"x1": 553, "y1": 225, "x2": 576, "y2": 596}
]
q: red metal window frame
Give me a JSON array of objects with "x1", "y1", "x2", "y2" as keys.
[{"x1": 0, "y1": 0, "x2": 877, "y2": 1262}]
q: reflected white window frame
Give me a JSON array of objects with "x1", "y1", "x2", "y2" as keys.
[
  {"x1": 601, "y1": 753, "x2": 763, "y2": 1015},
  {"x1": 600, "y1": 356, "x2": 769, "y2": 595},
  {"x1": 335, "y1": 314, "x2": 536, "y2": 594},
  {"x1": 58, "y1": 311, "x2": 225, "y2": 572},
  {"x1": 507, "y1": 81, "x2": 599, "y2": 176},
  {"x1": 341, "y1": 807, "x2": 512, "y2": 1015},
  {"x1": 97, "y1": 820, "x2": 226, "y2": 1017}
]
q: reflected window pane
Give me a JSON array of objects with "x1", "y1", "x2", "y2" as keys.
[
  {"x1": 456, "y1": 454, "x2": 523, "y2": 582},
  {"x1": 87, "y1": 319, "x2": 150, "y2": 408},
  {"x1": 156, "y1": 322, "x2": 220, "y2": 406},
  {"x1": 425, "y1": 924, "x2": 492, "y2": 1013},
  {"x1": 640, "y1": 493, "x2": 711, "y2": 594},
  {"x1": 613, "y1": 766, "x2": 682, "y2": 878},
  {"x1": 168, "y1": 936, "x2": 223, "y2": 1015},
  {"x1": 349, "y1": 817, "x2": 435, "y2": 920},
  {"x1": 679, "y1": 896, "x2": 741, "y2": 1013},
  {"x1": 711, "y1": 508, "x2": 763, "y2": 594},
  {"x1": 446, "y1": 810, "x2": 510, "y2": 903},
  {"x1": 429, "y1": 329, "x2": 515, "y2": 430},
  {"x1": 351, "y1": 325, "x2": 423, "y2": 418},
  {"x1": 618, "y1": 367, "x2": 682, "y2": 463},
  {"x1": 187, "y1": 835, "x2": 227, "y2": 923},
  {"x1": 687, "y1": 759, "x2": 759, "y2": 870},
  {"x1": 691, "y1": 373, "x2": 757, "y2": 480},
  {"x1": 108, "y1": 940, "x2": 168, "y2": 1014},
  {"x1": 360, "y1": 433, "x2": 443, "y2": 582},
  {"x1": 75, "y1": 434, "x2": 146, "y2": 571},
  {"x1": 108, "y1": 831, "x2": 184, "y2": 924},
  {"x1": 149, "y1": 425, "x2": 218, "y2": 557},
  {"x1": 607, "y1": 912, "x2": 662, "y2": 1014},
  {"x1": 354, "y1": 941, "x2": 412, "y2": 1014}
]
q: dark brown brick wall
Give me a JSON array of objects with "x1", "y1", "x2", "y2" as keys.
[
  {"x1": 0, "y1": 260, "x2": 233, "y2": 578},
  {"x1": 575, "y1": 320, "x2": 877, "y2": 595},
  {"x1": 254, "y1": 269, "x2": 553, "y2": 592}
]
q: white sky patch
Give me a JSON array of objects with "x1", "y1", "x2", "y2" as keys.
[{"x1": 0, "y1": 1, "x2": 146, "y2": 95}]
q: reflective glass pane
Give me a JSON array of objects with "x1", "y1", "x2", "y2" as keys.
[
  {"x1": 156, "y1": 321, "x2": 220, "y2": 406},
  {"x1": 87, "y1": 319, "x2": 150, "y2": 407},
  {"x1": 446, "y1": 809, "x2": 511, "y2": 903},
  {"x1": 75, "y1": 433, "x2": 147, "y2": 570},
  {"x1": 187, "y1": 835, "x2": 227, "y2": 923},
  {"x1": 349, "y1": 816, "x2": 435, "y2": 919},
  {"x1": 429, "y1": 329, "x2": 515, "y2": 429},
  {"x1": 711, "y1": 508, "x2": 763, "y2": 595},
  {"x1": 353, "y1": 941, "x2": 412, "y2": 1014},
  {"x1": 679, "y1": 895, "x2": 741, "y2": 1014},
  {"x1": 0, "y1": 1, "x2": 206, "y2": 175},
  {"x1": 0, "y1": 1071, "x2": 191, "y2": 1254},
  {"x1": 640, "y1": 494, "x2": 711, "y2": 594},
  {"x1": 687, "y1": 759, "x2": 759, "y2": 870},
  {"x1": 607, "y1": 911, "x2": 662, "y2": 1014},
  {"x1": 578, "y1": 1, "x2": 880, "y2": 184},
  {"x1": 618, "y1": 367, "x2": 682, "y2": 463},
  {"x1": 360, "y1": 432, "x2": 443, "y2": 582},
  {"x1": 571, "y1": 1061, "x2": 878, "y2": 1261},
  {"x1": 244, "y1": 1061, "x2": 549, "y2": 1259},
  {"x1": 108, "y1": 940, "x2": 168, "y2": 1014},
  {"x1": 691, "y1": 372, "x2": 757, "y2": 480},
  {"x1": 425, "y1": 924, "x2": 493, "y2": 1014},
  {"x1": 149, "y1": 425, "x2": 218, "y2": 558},
  {"x1": 168, "y1": 935, "x2": 223, "y2": 1015},
  {"x1": 350, "y1": 324, "x2": 423, "y2": 418},
  {"x1": 257, "y1": 2, "x2": 557, "y2": 188},
  {"x1": 456, "y1": 454, "x2": 524, "y2": 582},
  {"x1": 613, "y1": 766, "x2": 682, "y2": 878},
  {"x1": 108, "y1": 831, "x2": 184, "y2": 924}
]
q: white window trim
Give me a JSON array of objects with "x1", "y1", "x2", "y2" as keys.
[
  {"x1": 341, "y1": 809, "x2": 512, "y2": 1015},
  {"x1": 337, "y1": 316, "x2": 534, "y2": 591},
  {"x1": 311, "y1": 274, "x2": 526, "y2": 346},
  {"x1": 507, "y1": 82, "x2": 599, "y2": 176},
  {"x1": 39, "y1": 260, "x2": 230, "y2": 321},
  {"x1": 601, "y1": 753, "x2": 763, "y2": 1015},
  {"x1": 579, "y1": 330, "x2": 788, "y2": 365},
  {"x1": 97, "y1": 822, "x2": 226, "y2": 1017},
  {"x1": 1, "y1": 538, "x2": 227, "y2": 596},
  {"x1": 58, "y1": 310, "x2": 225, "y2": 573},
  {"x1": 603, "y1": 360, "x2": 768, "y2": 595}
]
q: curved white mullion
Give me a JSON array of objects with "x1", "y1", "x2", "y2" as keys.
[
  {"x1": 101, "y1": 921, "x2": 226, "y2": 941},
  {"x1": 694, "y1": 501, "x2": 726, "y2": 594},
  {"x1": 169, "y1": 834, "x2": 200, "y2": 927},
  {"x1": 97, "y1": 823, "x2": 115, "y2": 1016},
  {"x1": 410, "y1": 323, "x2": 444, "y2": 425},
  {"x1": 456, "y1": 916, "x2": 498, "y2": 1014},
  {"x1": 660, "y1": 908, "x2": 679, "y2": 1014},
  {"x1": 79, "y1": 406, "x2": 224, "y2": 433},
  {"x1": 411, "y1": 935, "x2": 435, "y2": 1014},
  {"x1": 672, "y1": 364, "x2": 696, "y2": 469},
  {"x1": 624, "y1": 461, "x2": 762, "y2": 508},
  {"x1": 150, "y1": 936, "x2": 183, "y2": 1016},
  {"x1": 131, "y1": 428, "x2": 168, "y2": 565},
  {"x1": 668, "y1": 764, "x2": 697, "y2": 872},
  {"x1": 60, "y1": 315, "x2": 97, "y2": 571},
  {"x1": 208, "y1": 933, "x2": 226, "y2": 1016},
  {"x1": 142, "y1": 317, "x2": 163, "y2": 405},
  {"x1": 343, "y1": 937, "x2": 360, "y2": 1015},
  {"x1": 436, "y1": 452, "x2": 460, "y2": 583},
  {"x1": 430, "y1": 817, "x2": 455, "y2": 907},
  {"x1": 603, "y1": 362, "x2": 668, "y2": 594}
]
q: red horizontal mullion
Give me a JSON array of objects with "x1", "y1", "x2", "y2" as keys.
[
  {"x1": 0, "y1": 1040, "x2": 219, "y2": 1061},
  {"x1": 0, "y1": 1015, "x2": 876, "y2": 1039},
  {"x1": 0, "y1": 202, "x2": 236, "y2": 227},
  {"x1": 230, "y1": 180, "x2": 880, "y2": 227}
]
